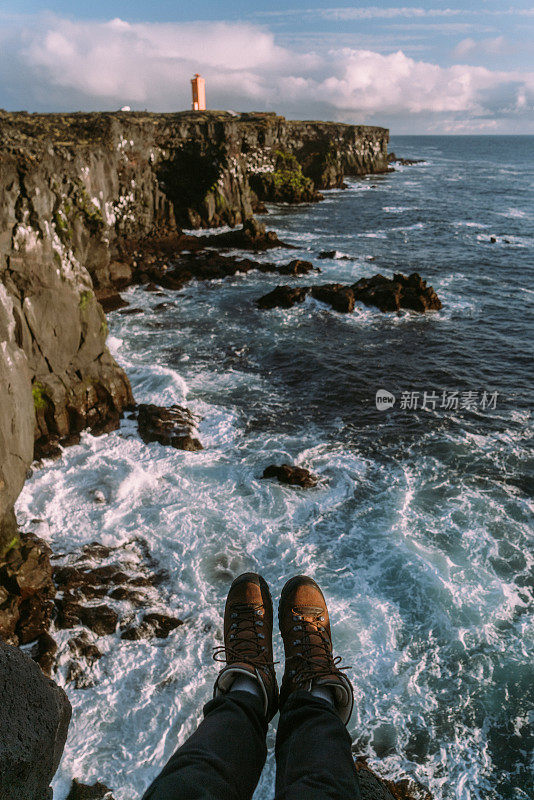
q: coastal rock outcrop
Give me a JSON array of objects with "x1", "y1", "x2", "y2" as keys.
[
  {"x1": 257, "y1": 286, "x2": 311, "y2": 310},
  {"x1": 262, "y1": 464, "x2": 319, "y2": 488},
  {"x1": 0, "y1": 641, "x2": 71, "y2": 800},
  {"x1": 256, "y1": 273, "x2": 442, "y2": 314},
  {"x1": 356, "y1": 761, "x2": 432, "y2": 800},
  {"x1": 0, "y1": 532, "x2": 57, "y2": 671},
  {"x1": 137, "y1": 404, "x2": 203, "y2": 451},
  {"x1": 66, "y1": 779, "x2": 115, "y2": 800},
  {"x1": 353, "y1": 273, "x2": 442, "y2": 312}
]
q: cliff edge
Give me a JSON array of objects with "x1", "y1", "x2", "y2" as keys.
[{"x1": 0, "y1": 109, "x2": 388, "y2": 545}]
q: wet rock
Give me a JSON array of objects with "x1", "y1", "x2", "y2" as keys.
[
  {"x1": 318, "y1": 250, "x2": 351, "y2": 260},
  {"x1": 201, "y1": 218, "x2": 292, "y2": 251},
  {"x1": 355, "y1": 760, "x2": 432, "y2": 800},
  {"x1": 118, "y1": 307, "x2": 143, "y2": 316},
  {"x1": 262, "y1": 464, "x2": 318, "y2": 488},
  {"x1": 129, "y1": 250, "x2": 318, "y2": 293},
  {"x1": 0, "y1": 641, "x2": 71, "y2": 800},
  {"x1": 258, "y1": 273, "x2": 441, "y2": 314},
  {"x1": 55, "y1": 599, "x2": 118, "y2": 635},
  {"x1": 78, "y1": 605, "x2": 118, "y2": 636},
  {"x1": 65, "y1": 632, "x2": 103, "y2": 688},
  {"x1": 2, "y1": 534, "x2": 53, "y2": 597},
  {"x1": 0, "y1": 533, "x2": 56, "y2": 654},
  {"x1": 55, "y1": 597, "x2": 83, "y2": 629},
  {"x1": 33, "y1": 632, "x2": 59, "y2": 676},
  {"x1": 17, "y1": 594, "x2": 54, "y2": 643},
  {"x1": 121, "y1": 611, "x2": 183, "y2": 641},
  {"x1": 387, "y1": 153, "x2": 425, "y2": 166},
  {"x1": 137, "y1": 404, "x2": 203, "y2": 451},
  {"x1": 256, "y1": 285, "x2": 310, "y2": 310},
  {"x1": 312, "y1": 283, "x2": 355, "y2": 313},
  {"x1": 144, "y1": 282, "x2": 160, "y2": 292},
  {"x1": 0, "y1": 594, "x2": 20, "y2": 641},
  {"x1": 34, "y1": 433, "x2": 82, "y2": 462},
  {"x1": 108, "y1": 586, "x2": 145, "y2": 605},
  {"x1": 80, "y1": 542, "x2": 113, "y2": 559},
  {"x1": 95, "y1": 291, "x2": 129, "y2": 312},
  {"x1": 278, "y1": 259, "x2": 319, "y2": 276},
  {"x1": 352, "y1": 272, "x2": 442, "y2": 313},
  {"x1": 93, "y1": 490, "x2": 106, "y2": 504},
  {"x1": 66, "y1": 779, "x2": 115, "y2": 800},
  {"x1": 68, "y1": 633, "x2": 102, "y2": 663}
]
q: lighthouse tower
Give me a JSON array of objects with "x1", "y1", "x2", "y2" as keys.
[{"x1": 191, "y1": 74, "x2": 206, "y2": 111}]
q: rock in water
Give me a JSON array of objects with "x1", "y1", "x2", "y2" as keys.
[
  {"x1": 66, "y1": 779, "x2": 115, "y2": 800},
  {"x1": 355, "y1": 761, "x2": 433, "y2": 800},
  {"x1": 0, "y1": 641, "x2": 71, "y2": 800},
  {"x1": 312, "y1": 284, "x2": 356, "y2": 313},
  {"x1": 278, "y1": 259, "x2": 319, "y2": 276},
  {"x1": 202, "y1": 218, "x2": 291, "y2": 251},
  {"x1": 257, "y1": 273, "x2": 441, "y2": 314},
  {"x1": 352, "y1": 273, "x2": 442, "y2": 313},
  {"x1": 262, "y1": 464, "x2": 318, "y2": 488},
  {"x1": 137, "y1": 404, "x2": 203, "y2": 451},
  {"x1": 256, "y1": 286, "x2": 310, "y2": 310},
  {"x1": 121, "y1": 612, "x2": 183, "y2": 641},
  {"x1": 0, "y1": 533, "x2": 56, "y2": 655}
]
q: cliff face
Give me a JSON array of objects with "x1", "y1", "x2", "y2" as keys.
[{"x1": 0, "y1": 110, "x2": 388, "y2": 542}]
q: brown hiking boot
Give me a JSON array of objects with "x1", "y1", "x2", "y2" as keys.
[
  {"x1": 213, "y1": 572, "x2": 279, "y2": 721},
  {"x1": 279, "y1": 575, "x2": 354, "y2": 724}
]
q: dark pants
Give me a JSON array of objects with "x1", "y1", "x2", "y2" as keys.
[{"x1": 142, "y1": 689, "x2": 361, "y2": 800}]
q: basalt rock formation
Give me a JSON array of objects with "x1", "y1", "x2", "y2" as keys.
[
  {"x1": 66, "y1": 779, "x2": 116, "y2": 800},
  {"x1": 257, "y1": 273, "x2": 442, "y2": 314},
  {"x1": 0, "y1": 640, "x2": 71, "y2": 800},
  {"x1": 262, "y1": 464, "x2": 319, "y2": 488},
  {"x1": 0, "y1": 533, "x2": 56, "y2": 662},
  {"x1": 136, "y1": 403, "x2": 203, "y2": 451}
]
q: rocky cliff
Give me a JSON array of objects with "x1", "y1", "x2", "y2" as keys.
[{"x1": 0, "y1": 109, "x2": 388, "y2": 548}]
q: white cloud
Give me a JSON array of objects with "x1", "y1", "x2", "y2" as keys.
[
  {"x1": 299, "y1": 6, "x2": 466, "y2": 20},
  {"x1": 453, "y1": 36, "x2": 508, "y2": 58},
  {"x1": 257, "y1": 5, "x2": 534, "y2": 20},
  {"x1": 1, "y1": 14, "x2": 532, "y2": 133}
]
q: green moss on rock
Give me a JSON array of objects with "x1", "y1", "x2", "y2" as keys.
[
  {"x1": 32, "y1": 382, "x2": 49, "y2": 411},
  {"x1": 79, "y1": 290, "x2": 93, "y2": 311}
]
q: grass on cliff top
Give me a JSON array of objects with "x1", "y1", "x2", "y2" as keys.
[{"x1": 0, "y1": 110, "x2": 387, "y2": 149}]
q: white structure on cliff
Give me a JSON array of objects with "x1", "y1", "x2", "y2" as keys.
[{"x1": 191, "y1": 74, "x2": 206, "y2": 111}]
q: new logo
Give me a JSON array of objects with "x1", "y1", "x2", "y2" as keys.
[{"x1": 375, "y1": 389, "x2": 395, "y2": 410}]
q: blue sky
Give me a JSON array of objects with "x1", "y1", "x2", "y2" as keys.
[{"x1": 1, "y1": 1, "x2": 533, "y2": 132}]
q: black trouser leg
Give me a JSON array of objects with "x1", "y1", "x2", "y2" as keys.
[
  {"x1": 142, "y1": 690, "x2": 267, "y2": 800},
  {"x1": 274, "y1": 690, "x2": 361, "y2": 800}
]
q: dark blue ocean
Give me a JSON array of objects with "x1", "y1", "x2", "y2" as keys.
[{"x1": 17, "y1": 136, "x2": 533, "y2": 800}]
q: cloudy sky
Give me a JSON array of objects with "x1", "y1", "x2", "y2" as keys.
[{"x1": 1, "y1": 0, "x2": 533, "y2": 133}]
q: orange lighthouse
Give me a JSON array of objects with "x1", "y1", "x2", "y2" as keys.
[{"x1": 191, "y1": 74, "x2": 206, "y2": 111}]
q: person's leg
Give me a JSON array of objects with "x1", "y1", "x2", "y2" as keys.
[
  {"x1": 142, "y1": 689, "x2": 267, "y2": 800},
  {"x1": 274, "y1": 690, "x2": 360, "y2": 800},
  {"x1": 141, "y1": 573, "x2": 279, "y2": 800},
  {"x1": 275, "y1": 575, "x2": 360, "y2": 800}
]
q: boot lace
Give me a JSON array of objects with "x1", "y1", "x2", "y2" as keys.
[
  {"x1": 287, "y1": 609, "x2": 350, "y2": 686},
  {"x1": 213, "y1": 602, "x2": 277, "y2": 669}
]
